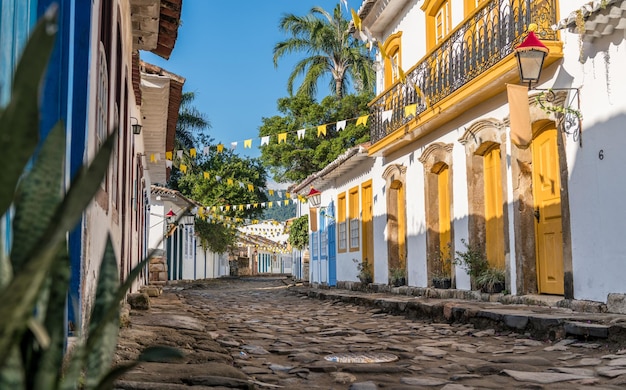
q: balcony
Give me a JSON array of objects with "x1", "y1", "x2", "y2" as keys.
[{"x1": 369, "y1": 0, "x2": 558, "y2": 145}]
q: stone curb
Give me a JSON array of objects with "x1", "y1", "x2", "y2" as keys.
[{"x1": 290, "y1": 286, "x2": 626, "y2": 345}]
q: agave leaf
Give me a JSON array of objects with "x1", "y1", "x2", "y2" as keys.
[
  {"x1": 0, "y1": 346, "x2": 25, "y2": 388},
  {"x1": 33, "y1": 245, "x2": 70, "y2": 390},
  {"x1": 0, "y1": 5, "x2": 57, "y2": 217},
  {"x1": 0, "y1": 132, "x2": 115, "y2": 368},
  {"x1": 11, "y1": 121, "x2": 65, "y2": 273},
  {"x1": 85, "y1": 236, "x2": 120, "y2": 389},
  {"x1": 82, "y1": 211, "x2": 191, "y2": 357}
]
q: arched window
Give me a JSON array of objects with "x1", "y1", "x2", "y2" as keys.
[{"x1": 382, "y1": 32, "x2": 402, "y2": 89}]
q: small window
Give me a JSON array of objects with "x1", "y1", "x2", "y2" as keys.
[
  {"x1": 338, "y1": 222, "x2": 347, "y2": 251},
  {"x1": 350, "y1": 218, "x2": 360, "y2": 250},
  {"x1": 348, "y1": 187, "x2": 360, "y2": 251}
]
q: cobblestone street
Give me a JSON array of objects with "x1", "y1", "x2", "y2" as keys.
[{"x1": 115, "y1": 277, "x2": 626, "y2": 389}]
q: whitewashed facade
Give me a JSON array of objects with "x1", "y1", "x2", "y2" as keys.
[{"x1": 293, "y1": 0, "x2": 626, "y2": 308}]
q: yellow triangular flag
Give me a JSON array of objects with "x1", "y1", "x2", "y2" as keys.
[
  {"x1": 165, "y1": 151, "x2": 173, "y2": 161},
  {"x1": 286, "y1": 192, "x2": 291, "y2": 199},
  {"x1": 356, "y1": 115, "x2": 369, "y2": 127},
  {"x1": 150, "y1": 154, "x2": 156, "y2": 163},
  {"x1": 317, "y1": 124, "x2": 327, "y2": 137},
  {"x1": 284, "y1": 200, "x2": 289, "y2": 206},
  {"x1": 398, "y1": 66, "x2": 407, "y2": 84},
  {"x1": 190, "y1": 148, "x2": 197, "y2": 157},
  {"x1": 239, "y1": 205, "x2": 244, "y2": 211},
  {"x1": 226, "y1": 205, "x2": 231, "y2": 211},
  {"x1": 248, "y1": 184, "x2": 254, "y2": 192},
  {"x1": 244, "y1": 139, "x2": 252, "y2": 148},
  {"x1": 217, "y1": 144, "x2": 224, "y2": 153},
  {"x1": 180, "y1": 164, "x2": 187, "y2": 173},
  {"x1": 278, "y1": 132, "x2": 287, "y2": 143},
  {"x1": 253, "y1": 203, "x2": 258, "y2": 208},
  {"x1": 268, "y1": 202, "x2": 273, "y2": 208},
  {"x1": 269, "y1": 190, "x2": 274, "y2": 196},
  {"x1": 404, "y1": 104, "x2": 417, "y2": 118},
  {"x1": 227, "y1": 178, "x2": 233, "y2": 185},
  {"x1": 203, "y1": 172, "x2": 210, "y2": 180},
  {"x1": 212, "y1": 206, "x2": 216, "y2": 212},
  {"x1": 351, "y1": 8, "x2": 361, "y2": 31}
]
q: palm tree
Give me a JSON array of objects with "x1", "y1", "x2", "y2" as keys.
[
  {"x1": 273, "y1": 4, "x2": 374, "y2": 99},
  {"x1": 175, "y1": 91, "x2": 211, "y2": 150}
]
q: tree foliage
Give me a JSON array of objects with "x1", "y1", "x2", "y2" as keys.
[
  {"x1": 273, "y1": 4, "x2": 374, "y2": 99},
  {"x1": 175, "y1": 148, "x2": 269, "y2": 253},
  {"x1": 175, "y1": 91, "x2": 210, "y2": 150},
  {"x1": 262, "y1": 191, "x2": 296, "y2": 222},
  {"x1": 259, "y1": 92, "x2": 372, "y2": 183},
  {"x1": 288, "y1": 215, "x2": 309, "y2": 250}
]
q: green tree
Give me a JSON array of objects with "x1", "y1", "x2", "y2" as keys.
[
  {"x1": 175, "y1": 148, "x2": 269, "y2": 253},
  {"x1": 262, "y1": 190, "x2": 296, "y2": 222},
  {"x1": 168, "y1": 91, "x2": 211, "y2": 189},
  {"x1": 288, "y1": 215, "x2": 309, "y2": 250},
  {"x1": 176, "y1": 91, "x2": 210, "y2": 150},
  {"x1": 259, "y1": 92, "x2": 372, "y2": 183},
  {"x1": 273, "y1": 4, "x2": 374, "y2": 99}
]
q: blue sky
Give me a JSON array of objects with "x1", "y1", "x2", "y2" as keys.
[{"x1": 142, "y1": 0, "x2": 358, "y2": 160}]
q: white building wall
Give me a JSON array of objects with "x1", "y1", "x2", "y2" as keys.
[{"x1": 557, "y1": 4, "x2": 626, "y2": 302}]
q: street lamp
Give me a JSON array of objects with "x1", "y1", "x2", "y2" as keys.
[
  {"x1": 165, "y1": 208, "x2": 176, "y2": 223},
  {"x1": 306, "y1": 187, "x2": 321, "y2": 208},
  {"x1": 131, "y1": 116, "x2": 143, "y2": 135},
  {"x1": 514, "y1": 24, "x2": 549, "y2": 88}
]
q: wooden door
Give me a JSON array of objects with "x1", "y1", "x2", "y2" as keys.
[
  {"x1": 532, "y1": 127, "x2": 564, "y2": 295},
  {"x1": 361, "y1": 180, "x2": 374, "y2": 278},
  {"x1": 484, "y1": 146, "x2": 505, "y2": 269}
]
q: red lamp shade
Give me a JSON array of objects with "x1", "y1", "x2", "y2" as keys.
[
  {"x1": 306, "y1": 187, "x2": 322, "y2": 208},
  {"x1": 514, "y1": 31, "x2": 549, "y2": 86}
]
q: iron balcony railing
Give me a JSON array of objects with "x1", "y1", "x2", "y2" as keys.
[{"x1": 369, "y1": 0, "x2": 558, "y2": 144}]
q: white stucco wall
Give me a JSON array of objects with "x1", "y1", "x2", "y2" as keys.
[{"x1": 558, "y1": 12, "x2": 626, "y2": 302}]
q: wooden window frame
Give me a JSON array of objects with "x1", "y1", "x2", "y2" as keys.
[
  {"x1": 348, "y1": 186, "x2": 360, "y2": 252},
  {"x1": 337, "y1": 192, "x2": 347, "y2": 253}
]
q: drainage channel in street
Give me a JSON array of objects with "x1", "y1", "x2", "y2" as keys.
[{"x1": 324, "y1": 352, "x2": 399, "y2": 364}]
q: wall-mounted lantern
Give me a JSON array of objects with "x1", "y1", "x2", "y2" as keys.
[
  {"x1": 131, "y1": 116, "x2": 143, "y2": 135},
  {"x1": 514, "y1": 25, "x2": 549, "y2": 88},
  {"x1": 306, "y1": 187, "x2": 322, "y2": 208}
]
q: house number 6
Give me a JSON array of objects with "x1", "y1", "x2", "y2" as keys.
[{"x1": 599, "y1": 150, "x2": 604, "y2": 160}]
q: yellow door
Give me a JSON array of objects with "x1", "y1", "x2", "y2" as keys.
[
  {"x1": 484, "y1": 147, "x2": 505, "y2": 269},
  {"x1": 361, "y1": 180, "x2": 374, "y2": 277},
  {"x1": 438, "y1": 166, "x2": 451, "y2": 259},
  {"x1": 532, "y1": 127, "x2": 564, "y2": 295}
]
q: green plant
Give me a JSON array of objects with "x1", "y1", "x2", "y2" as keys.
[
  {"x1": 353, "y1": 258, "x2": 373, "y2": 284},
  {"x1": 0, "y1": 9, "x2": 180, "y2": 389},
  {"x1": 288, "y1": 214, "x2": 309, "y2": 250},
  {"x1": 389, "y1": 267, "x2": 406, "y2": 286},
  {"x1": 475, "y1": 267, "x2": 506, "y2": 293},
  {"x1": 454, "y1": 239, "x2": 488, "y2": 281}
]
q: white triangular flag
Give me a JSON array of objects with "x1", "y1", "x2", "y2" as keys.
[
  {"x1": 382, "y1": 109, "x2": 393, "y2": 123},
  {"x1": 231, "y1": 141, "x2": 237, "y2": 150},
  {"x1": 203, "y1": 146, "x2": 210, "y2": 155},
  {"x1": 165, "y1": 160, "x2": 172, "y2": 168},
  {"x1": 176, "y1": 150, "x2": 183, "y2": 158},
  {"x1": 336, "y1": 120, "x2": 347, "y2": 131},
  {"x1": 297, "y1": 129, "x2": 306, "y2": 139}
]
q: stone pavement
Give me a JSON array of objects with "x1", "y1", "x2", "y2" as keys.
[
  {"x1": 295, "y1": 282, "x2": 626, "y2": 345},
  {"x1": 114, "y1": 277, "x2": 626, "y2": 389}
]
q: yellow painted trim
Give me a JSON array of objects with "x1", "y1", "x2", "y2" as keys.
[
  {"x1": 368, "y1": 40, "x2": 564, "y2": 157},
  {"x1": 484, "y1": 146, "x2": 505, "y2": 268},
  {"x1": 348, "y1": 186, "x2": 360, "y2": 252},
  {"x1": 383, "y1": 32, "x2": 403, "y2": 89},
  {"x1": 361, "y1": 180, "x2": 373, "y2": 274},
  {"x1": 337, "y1": 192, "x2": 347, "y2": 253}
]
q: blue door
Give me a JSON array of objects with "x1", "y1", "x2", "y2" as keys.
[{"x1": 327, "y1": 202, "x2": 337, "y2": 286}]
